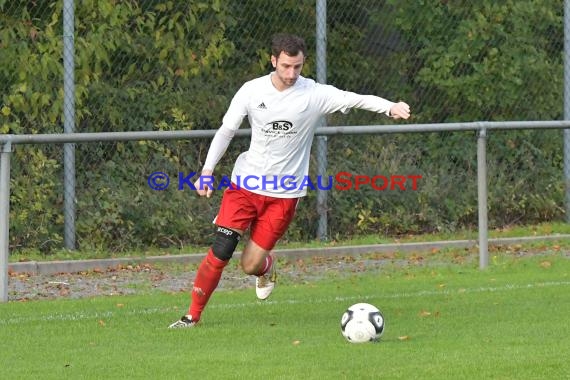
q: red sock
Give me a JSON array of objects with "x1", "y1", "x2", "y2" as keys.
[
  {"x1": 256, "y1": 254, "x2": 273, "y2": 276},
  {"x1": 188, "y1": 249, "x2": 228, "y2": 321}
]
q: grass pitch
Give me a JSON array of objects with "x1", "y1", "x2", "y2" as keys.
[{"x1": 1, "y1": 252, "x2": 569, "y2": 379}]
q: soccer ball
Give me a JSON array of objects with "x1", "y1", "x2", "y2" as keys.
[{"x1": 340, "y1": 303, "x2": 385, "y2": 343}]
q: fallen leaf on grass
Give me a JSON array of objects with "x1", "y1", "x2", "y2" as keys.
[
  {"x1": 398, "y1": 336, "x2": 410, "y2": 341},
  {"x1": 419, "y1": 310, "x2": 431, "y2": 317},
  {"x1": 98, "y1": 320, "x2": 106, "y2": 327},
  {"x1": 409, "y1": 254, "x2": 424, "y2": 263},
  {"x1": 540, "y1": 261, "x2": 552, "y2": 268},
  {"x1": 292, "y1": 340, "x2": 301, "y2": 346}
]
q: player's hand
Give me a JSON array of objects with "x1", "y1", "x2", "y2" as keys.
[
  {"x1": 389, "y1": 102, "x2": 411, "y2": 120},
  {"x1": 195, "y1": 170, "x2": 214, "y2": 198}
]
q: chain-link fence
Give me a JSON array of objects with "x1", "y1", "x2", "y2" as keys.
[{"x1": 0, "y1": 0, "x2": 565, "y2": 255}]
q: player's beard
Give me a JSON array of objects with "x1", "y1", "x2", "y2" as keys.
[
  {"x1": 283, "y1": 77, "x2": 297, "y2": 86},
  {"x1": 271, "y1": 71, "x2": 298, "y2": 91},
  {"x1": 278, "y1": 72, "x2": 300, "y2": 89}
]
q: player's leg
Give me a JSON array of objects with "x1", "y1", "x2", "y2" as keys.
[
  {"x1": 188, "y1": 225, "x2": 243, "y2": 317},
  {"x1": 240, "y1": 240, "x2": 272, "y2": 275},
  {"x1": 240, "y1": 240, "x2": 276, "y2": 301},
  {"x1": 241, "y1": 196, "x2": 299, "y2": 300},
  {"x1": 168, "y1": 225, "x2": 243, "y2": 329},
  {"x1": 169, "y1": 188, "x2": 254, "y2": 328}
]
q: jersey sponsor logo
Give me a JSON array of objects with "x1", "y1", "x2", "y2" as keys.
[
  {"x1": 262, "y1": 120, "x2": 298, "y2": 137},
  {"x1": 257, "y1": 102, "x2": 267, "y2": 109},
  {"x1": 268, "y1": 120, "x2": 291, "y2": 131}
]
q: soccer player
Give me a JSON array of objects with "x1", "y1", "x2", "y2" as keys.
[{"x1": 169, "y1": 33, "x2": 410, "y2": 328}]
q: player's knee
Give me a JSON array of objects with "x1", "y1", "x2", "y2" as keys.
[
  {"x1": 241, "y1": 259, "x2": 258, "y2": 275},
  {"x1": 240, "y1": 244, "x2": 270, "y2": 274},
  {"x1": 211, "y1": 226, "x2": 241, "y2": 261}
]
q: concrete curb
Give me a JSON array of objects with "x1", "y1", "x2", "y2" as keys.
[{"x1": 8, "y1": 234, "x2": 570, "y2": 275}]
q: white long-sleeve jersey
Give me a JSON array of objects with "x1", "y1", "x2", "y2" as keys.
[{"x1": 203, "y1": 73, "x2": 395, "y2": 198}]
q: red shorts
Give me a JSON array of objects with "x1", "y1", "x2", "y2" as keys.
[{"x1": 214, "y1": 186, "x2": 299, "y2": 250}]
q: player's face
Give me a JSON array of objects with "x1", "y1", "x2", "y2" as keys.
[{"x1": 271, "y1": 51, "x2": 305, "y2": 91}]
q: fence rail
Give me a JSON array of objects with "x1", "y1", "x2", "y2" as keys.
[
  {"x1": 2, "y1": 120, "x2": 570, "y2": 302},
  {"x1": 2, "y1": 121, "x2": 570, "y2": 146}
]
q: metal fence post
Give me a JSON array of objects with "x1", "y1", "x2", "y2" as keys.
[
  {"x1": 63, "y1": 0, "x2": 76, "y2": 249},
  {"x1": 477, "y1": 127, "x2": 489, "y2": 269},
  {"x1": 316, "y1": 0, "x2": 328, "y2": 240},
  {"x1": 563, "y1": 0, "x2": 570, "y2": 223},
  {"x1": 0, "y1": 141, "x2": 12, "y2": 303}
]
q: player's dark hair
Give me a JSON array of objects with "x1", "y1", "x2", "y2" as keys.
[{"x1": 271, "y1": 33, "x2": 307, "y2": 58}]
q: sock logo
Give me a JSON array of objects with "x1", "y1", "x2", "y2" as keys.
[{"x1": 192, "y1": 286, "x2": 205, "y2": 297}]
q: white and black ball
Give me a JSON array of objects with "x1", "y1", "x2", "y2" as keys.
[{"x1": 340, "y1": 303, "x2": 385, "y2": 343}]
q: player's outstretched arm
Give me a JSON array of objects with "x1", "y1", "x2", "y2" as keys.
[{"x1": 389, "y1": 102, "x2": 411, "y2": 120}]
